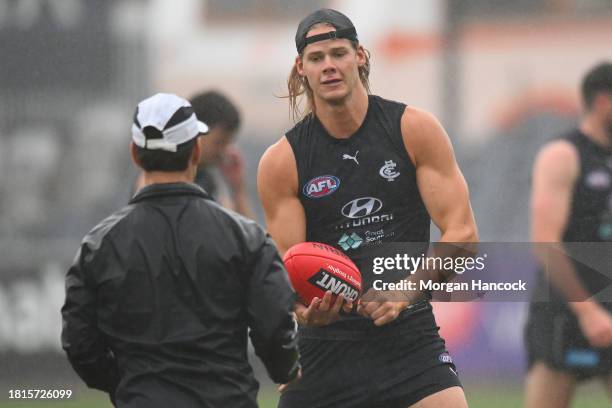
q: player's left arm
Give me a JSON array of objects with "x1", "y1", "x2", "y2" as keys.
[
  {"x1": 404, "y1": 107, "x2": 478, "y2": 244},
  {"x1": 359, "y1": 108, "x2": 477, "y2": 326}
]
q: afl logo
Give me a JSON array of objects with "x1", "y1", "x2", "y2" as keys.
[
  {"x1": 304, "y1": 175, "x2": 340, "y2": 198},
  {"x1": 438, "y1": 352, "x2": 453, "y2": 364},
  {"x1": 585, "y1": 170, "x2": 610, "y2": 190}
]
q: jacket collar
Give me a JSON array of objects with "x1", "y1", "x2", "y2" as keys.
[{"x1": 130, "y1": 182, "x2": 211, "y2": 204}]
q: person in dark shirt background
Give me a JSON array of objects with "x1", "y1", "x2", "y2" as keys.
[{"x1": 525, "y1": 62, "x2": 612, "y2": 408}]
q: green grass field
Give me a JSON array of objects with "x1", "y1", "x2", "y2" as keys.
[{"x1": 1, "y1": 382, "x2": 609, "y2": 408}]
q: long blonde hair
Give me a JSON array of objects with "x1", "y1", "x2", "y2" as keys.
[{"x1": 286, "y1": 41, "x2": 371, "y2": 123}]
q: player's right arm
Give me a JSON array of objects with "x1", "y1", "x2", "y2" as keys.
[
  {"x1": 258, "y1": 137, "x2": 350, "y2": 326},
  {"x1": 61, "y1": 245, "x2": 120, "y2": 401},
  {"x1": 531, "y1": 140, "x2": 612, "y2": 347},
  {"x1": 257, "y1": 137, "x2": 305, "y2": 255}
]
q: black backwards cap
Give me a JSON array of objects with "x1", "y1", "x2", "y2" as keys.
[{"x1": 295, "y1": 9, "x2": 358, "y2": 54}]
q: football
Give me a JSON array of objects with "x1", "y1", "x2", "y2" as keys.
[{"x1": 283, "y1": 242, "x2": 363, "y2": 306}]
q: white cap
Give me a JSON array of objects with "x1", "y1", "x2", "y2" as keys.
[{"x1": 131, "y1": 93, "x2": 209, "y2": 152}]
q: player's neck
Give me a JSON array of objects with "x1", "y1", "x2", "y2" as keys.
[
  {"x1": 580, "y1": 115, "x2": 612, "y2": 148},
  {"x1": 141, "y1": 169, "x2": 196, "y2": 187},
  {"x1": 314, "y1": 87, "x2": 369, "y2": 139}
]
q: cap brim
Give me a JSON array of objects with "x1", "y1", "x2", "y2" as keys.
[{"x1": 197, "y1": 121, "x2": 209, "y2": 135}]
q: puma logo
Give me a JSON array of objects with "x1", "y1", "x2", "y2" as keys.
[{"x1": 342, "y1": 151, "x2": 359, "y2": 165}]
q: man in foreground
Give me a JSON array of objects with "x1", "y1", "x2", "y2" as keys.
[{"x1": 62, "y1": 93, "x2": 299, "y2": 407}]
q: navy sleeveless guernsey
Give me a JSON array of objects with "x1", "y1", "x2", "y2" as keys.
[{"x1": 287, "y1": 95, "x2": 430, "y2": 291}]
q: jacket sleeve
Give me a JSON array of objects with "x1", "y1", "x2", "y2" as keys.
[
  {"x1": 244, "y1": 228, "x2": 300, "y2": 384},
  {"x1": 61, "y1": 244, "x2": 120, "y2": 396}
]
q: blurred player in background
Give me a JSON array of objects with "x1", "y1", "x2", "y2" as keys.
[
  {"x1": 191, "y1": 90, "x2": 255, "y2": 217},
  {"x1": 258, "y1": 9, "x2": 477, "y2": 408},
  {"x1": 136, "y1": 90, "x2": 254, "y2": 218},
  {"x1": 525, "y1": 62, "x2": 612, "y2": 408},
  {"x1": 62, "y1": 93, "x2": 299, "y2": 407}
]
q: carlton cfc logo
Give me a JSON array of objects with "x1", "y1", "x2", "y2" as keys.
[
  {"x1": 304, "y1": 175, "x2": 340, "y2": 198},
  {"x1": 379, "y1": 160, "x2": 400, "y2": 182}
]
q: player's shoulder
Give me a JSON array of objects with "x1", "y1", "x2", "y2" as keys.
[
  {"x1": 74, "y1": 206, "x2": 133, "y2": 270},
  {"x1": 81, "y1": 204, "x2": 137, "y2": 252},
  {"x1": 260, "y1": 135, "x2": 294, "y2": 166},
  {"x1": 400, "y1": 106, "x2": 442, "y2": 133},
  {"x1": 534, "y1": 137, "x2": 580, "y2": 179},
  {"x1": 537, "y1": 137, "x2": 579, "y2": 164},
  {"x1": 258, "y1": 136, "x2": 299, "y2": 197},
  {"x1": 258, "y1": 136, "x2": 297, "y2": 184},
  {"x1": 399, "y1": 106, "x2": 451, "y2": 161}
]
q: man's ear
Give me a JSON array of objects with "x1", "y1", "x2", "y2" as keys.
[
  {"x1": 593, "y1": 92, "x2": 612, "y2": 113},
  {"x1": 295, "y1": 55, "x2": 305, "y2": 77},
  {"x1": 191, "y1": 137, "x2": 202, "y2": 166},
  {"x1": 130, "y1": 142, "x2": 143, "y2": 168},
  {"x1": 356, "y1": 45, "x2": 366, "y2": 67}
]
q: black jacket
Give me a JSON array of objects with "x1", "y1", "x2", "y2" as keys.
[{"x1": 61, "y1": 183, "x2": 299, "y2": 408}]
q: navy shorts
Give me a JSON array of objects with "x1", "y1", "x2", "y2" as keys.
[
  {"x1": 278, "y1": 302, "x2": 461, "y2": 408},
  {"x1": 525, "y1": 302, "x2": 612, "y2": 380}
]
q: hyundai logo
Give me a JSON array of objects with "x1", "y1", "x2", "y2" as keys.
[{"x1": 341, "y1": 197, "x2": 383, "y2": 219}]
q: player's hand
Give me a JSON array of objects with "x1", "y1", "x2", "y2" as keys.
[
  {"x1": 575, "y1": 302, "x2": 612, "y2": 347},
  {"x1": 357, "y1": 289, "x2": 409, "y2": 326},
  {"x1": 295, "y1": 291, "x2": 352, "y2": 327},
  {"x1": 278, "y1": 368, "x2": 302, "y2": 393},
  {"x1": 220, "y1": 145, "x2": 246, "y2": 191}
]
